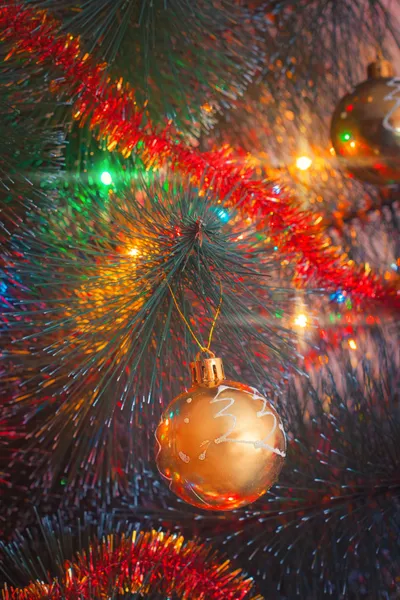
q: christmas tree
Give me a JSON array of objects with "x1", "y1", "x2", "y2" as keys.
[{"x1": 0, "y1": 1, "x2": 399, "y2": 598}]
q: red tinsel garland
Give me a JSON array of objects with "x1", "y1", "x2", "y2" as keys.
[
  {"x1": 0, "y1": 3, "x2": 398, "y2": 310},
  {"x1": 1, "y1": 530, "x2": 261, "y2": 599}
]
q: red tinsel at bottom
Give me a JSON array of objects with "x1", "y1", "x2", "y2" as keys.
[{"x1": 1, "y1": 530, "x2": 261, "y2": 600}]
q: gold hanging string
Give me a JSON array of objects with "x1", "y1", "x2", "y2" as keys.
[{"x1": 167, "y1": 279, "x2": 223, "y2": 354}]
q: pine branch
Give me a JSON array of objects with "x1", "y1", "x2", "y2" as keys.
[
  {"x1": 1, "y1": 174, "x2": 304, "y2": 496},
  {"x1": 0, "y1": 26, "x2": 67, "y2": 238},
  {"x1": 25, "y1": 0, "x2": 264, "y2": 135},
  {"x1": 1, "y1": 325, "x2": 398, "y2": 598}
]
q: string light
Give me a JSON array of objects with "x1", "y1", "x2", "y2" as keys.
[
  {"x1": 100, "y1": 171, "x2": 112, "y2": 185},
  {"x1": 340, "y1": 132, "x2": 352, "y2": 142},
  {"x1": 1, "y1": 3, "x2": 399, "y2": 311},
  {"x1": 348, "y1": 339, "x2": 357, "y2": 350},
  {"x1": 294, "y1": 313, "x2": 308, "y2": 328},
  {"x1": 216, "y1": 208, "x2": 230, "y2": 222},
  {"x1": 330, "y1": 290, "x2": 346, "y2": 304},
  {"x1": 296, "y1": 156, "x2": 313, "y2": 171}
]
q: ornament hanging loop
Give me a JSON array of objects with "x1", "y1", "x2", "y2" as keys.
[
  {"x1": 167, "y1": 278, "x2": 223, "y2": 355},
  {"x1": 195, "y1": 349, "x2": 216, "y2": 360},
  {"x1": 167, "y1": 278, "x2": 224, "y2": 386}
]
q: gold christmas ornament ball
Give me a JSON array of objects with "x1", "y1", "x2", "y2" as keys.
[
  {"x1": 330, "y1": 59, "x2": 400, "y2": 185},
  {"x1": 155, "y1": 355, "x2": 286, "y2": 511}
]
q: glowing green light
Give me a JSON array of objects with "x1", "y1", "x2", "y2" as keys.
[
  {"x1": 100, "y1": 171, "x2": 112, "y2": 185},
  {"x1": 340, "y1": 132, "x2": 352, "y2": 142}
]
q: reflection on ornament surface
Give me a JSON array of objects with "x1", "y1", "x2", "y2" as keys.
[
  {"x1": 331, "y1": 60, "x2": 400, "y2": 185},
  {"x1": 156, "y1": 364, "x2": 286, "y2": 511}
]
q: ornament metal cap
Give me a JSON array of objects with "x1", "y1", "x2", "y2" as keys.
[
  {"x1": 190, "y1": 351, "x2": 225, "y2": 387},
  {"x1": 367, "y1": 59, "x2": 395, "y2": 79}
]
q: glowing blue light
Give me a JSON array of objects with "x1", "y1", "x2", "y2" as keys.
[
  {"x1": 273, "y1": 185, "x2": 281, "y2": 194},
  {"x1": 330, "y1": 290, "x2": 346, "y2": 303},
  {"x1": 217, "y1": 209, "x2": 230, "y2": 222},
  {"x1": 391, "y1": 262, "x2": 398, "y2": 271}
]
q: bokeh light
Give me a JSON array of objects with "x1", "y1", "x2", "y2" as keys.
[
  {"x1": 296, "y1": 156, "x2": 313, "y2": 171},
  {"x1": 100, "y1": 171, "x2": 112, "y2": 185}
]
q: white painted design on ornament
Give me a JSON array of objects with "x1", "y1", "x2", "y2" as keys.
[
  {"x1": 211, "y1": 388, "x2": 237, "y2": 445},
  {"x1": 249, "y1": 385, "x2": 262, "y2": 396},
  {"x1": 184, "y1": 417, "x2": 189, "y2": 424},
  {"x1": 179, "y1": 451, "x2": 190, "y2": 463},
  {"x1": 186, "y1": 397, "x2": 192, "y2": 403},
  {"x1": 255, "y1": 395, "x2": 275, "y2": 418},
  {"x1": 198, "y1": 440, "x2": 211, "y2": 460},
  {"x1": 383, "y1": 77, "x2": 400, "y2": 133},
  {"x1": 210, "y1": 385, "x2": 286, "y2": 457}
]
